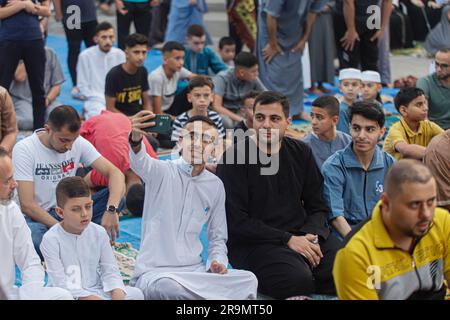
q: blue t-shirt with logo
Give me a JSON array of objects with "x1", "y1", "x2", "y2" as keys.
[{"x1": 0, "y1": 0, "x2": 42, "y2": 41}]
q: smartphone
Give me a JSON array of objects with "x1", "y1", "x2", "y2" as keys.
[{"x1": 143, "y1": 114, "x2": 171, "y2": 134}]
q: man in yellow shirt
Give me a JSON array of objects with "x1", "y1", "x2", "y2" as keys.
[
  {"x1": 333, "y1": 159, "x2": 450, "y2": 300},
  {"x1": 383, "y1": 87, "x2": 443, "y2": 160}
]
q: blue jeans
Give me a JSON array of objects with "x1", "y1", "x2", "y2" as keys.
[{"x1": 26, "y1": 188, "x2": 122, "y2": 260}]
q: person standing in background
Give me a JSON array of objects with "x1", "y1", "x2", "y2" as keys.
[
  {"x1": 257, "y1": 0, "x2": 327, "y2": 120},
  {"x1": 164, "y1": 0, "x2": 212, "y2": 45},
  {"x1": 148, "y1": 0, "x2": 171, "y2": 48},
  {"x1": 54, "y1": 0, "x2": 98, "y2": 100},
  {"x1": 115, "y1": 0, "x2": 159, "y2": 50},
  {"x1": 334, "y1": 0, "x2": 392, "y2": 72},
  {"x1": 226, "y1": 0, "x2": 257, "y2": 53},
  {"x1": 0, "y1": 0, "x2": 50, "y2": 130},
  {"x1": 308, "y1": 1, "x2": 335, "y2": 94}
]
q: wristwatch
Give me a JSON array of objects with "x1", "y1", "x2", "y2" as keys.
[
  {"x1": 106, "y1": 205, "x2": 118, "y2": 214},
  {"x1": 128, "y1": 133, "x2": 143, "y2": 147}
]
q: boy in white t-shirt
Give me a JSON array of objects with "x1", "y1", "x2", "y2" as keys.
[
  {"x1": 12, "y1": 105, "x2": 126, "y2": 259},
  {"x1": 40, "y1": 176, "x2": 143, "y2": 300}
]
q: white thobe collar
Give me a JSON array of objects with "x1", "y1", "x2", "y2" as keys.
[
  {"x1": 175, "y1": 157, "x2": 205, "y2": 177},
  {"x1": 57, "y1": 222, "x2": 87, "y2": 239},
  {"x1": 94, "y1": 45, "x2": 111, "y2": 57}
]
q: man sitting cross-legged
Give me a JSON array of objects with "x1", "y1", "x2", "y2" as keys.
[
  {"x1": 128, "y1": 111, "x2": 258, "y2": 300},
  {"x1": 217, "y1": 91, "x2": 341, "y2": 299}
]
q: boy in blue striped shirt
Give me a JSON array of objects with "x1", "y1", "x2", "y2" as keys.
[{"x1": 172, "y1": 76, "x2": 225, "y2": 142}]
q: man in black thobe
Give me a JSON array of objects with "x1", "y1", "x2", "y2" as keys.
[{"x1": 217, "y1": 91, "x2": 341, "y2": 299}]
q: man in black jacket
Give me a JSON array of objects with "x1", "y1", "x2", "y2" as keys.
[{"x1": 217, "y1": 91, "x2": 341, "y2": 299}]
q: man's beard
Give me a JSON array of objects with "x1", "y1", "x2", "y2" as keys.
[{"x1": 437, "y1": 73, "x2": 450, "y2": 81}]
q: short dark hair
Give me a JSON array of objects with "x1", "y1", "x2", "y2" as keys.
[
  {"x1": 253, "y1": 91, "x2": 290, "y2": 118},
  {"x1": 126, "y1": 184, "x2": 145, "y2": 217},
  {"x1": 349, "y1": 101, "x2": 385, "y2": 128},
  {"x1": 235, "y1": 52, "x2": 258, "y2": 69},
  {"x1": 188, "y1": 75, "x2": 214, "y2": 92},
  {"x1": 187, "y1": 24, "x2": 205, "y2": 38},
  {"x1": 125, "y1": 33, "x2": 148, "y2": 48},
  {"x1": 243, "y1": 90, "x2": 261, "y2": 102},
  {"x1": 162, "y1": 41, "x2": 185, "y2": 54},
  {"x1": 385, "y1": 159, "x2": 434, "y2": 198},
  {"x1": 312, "y1": 95, "x2": 340, "y2": 117},
  {"x1": 95, "y1": 21, "x2": 114, "y2": 35},
  {"x1": 437, "y1": 48, "x2": 450, "y2": 54},
  {"x1": 184, "y1": 115, "x2": 217, "y2": 129},
  {"x1": 56, "y1": 176, "x2": 91, "y2": 208},
  {"x1": 219, "y1": 36, "x2": 236, "y2": 49},
  {"x1": 48, "y1": 105, "x2": 81, "y2": 132},
  {"x1": 394, "y1": 87, "x2": 426, "y2": 113}
]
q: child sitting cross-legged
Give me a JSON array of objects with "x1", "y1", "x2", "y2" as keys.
[{"x1": 40, "y1": 176, "x2": 144, "y2": 300}]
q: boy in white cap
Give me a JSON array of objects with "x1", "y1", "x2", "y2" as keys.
[
  {"x1": 361, "y1": 71, "x2": 383, "y2": 107},
  {"x1": 336, "y1": 68, "x2": 362, "y2": 134}
]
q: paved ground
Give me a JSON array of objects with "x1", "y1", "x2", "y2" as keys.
[{"x1": 47, "y1": 0, "x2": 432, "y2": 83}]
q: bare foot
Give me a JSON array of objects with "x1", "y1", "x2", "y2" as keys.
[{"x1": 309, "y1": 86, "x2": 323, "y2": 95}]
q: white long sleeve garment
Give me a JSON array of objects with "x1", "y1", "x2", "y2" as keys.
[
  {"x1": 40, "y1": 222, "x2": 132, "y2": 300},
  {"x1": 77, "y1": 45, "x2": 126, "y2": 105},
  {"x1": 0, "y1": 201, "x2": 72, "y2": 300},
  {"x1": 129, "y1": 143, "x2": 257, "y2": 300}
]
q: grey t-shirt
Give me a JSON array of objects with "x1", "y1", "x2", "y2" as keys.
[
  {"x1": 9, "y1": 47, "x2": 65, "y2": 103},
  {"x1": 213, "y1": 68, "x2": 267, "y2": 111},
  {"x1": 148, "y1": 65, "x2": 192, "y2": 112},
  {"x1": 303, "y1": 130, "x2": 352, "y2": 168}
]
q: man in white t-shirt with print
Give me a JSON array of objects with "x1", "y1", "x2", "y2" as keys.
[{"x1": 12, "y1": 105, "x2": 125, "y2": 259}]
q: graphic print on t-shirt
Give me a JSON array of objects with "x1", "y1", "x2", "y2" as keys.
[
  {"x1": 116, "y1": 85, "x2": 142, "y2": 105},
  {"x1": 35, "y1": 158, "x2": 75, "y2": 181}
]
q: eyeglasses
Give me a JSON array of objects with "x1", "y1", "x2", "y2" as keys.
[
  {"x1": 435, "y1": 61, "x2": 449, "y2": 69},
  {"x1": 182, "y1": 131, "x2": 215, "y2": 144}
]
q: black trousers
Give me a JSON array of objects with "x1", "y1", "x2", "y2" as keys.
[
  {"x1": 334, "y1": 14, "x2": 379, "y2": 72},
  {"x1": 149, "y1": 0, "x2": 171, "y2": 47},
  {"x1": 117, "y1": 1, "x2": 152, "y2": 50},
  {"x1": 230, "y1": 234, "x2": 342, "y2": 299},
  {"x1": 0, "y1": 39, "x2": 46, "y2": 129},
  {"x1": 63, "y1": 20, "x2": 97, "y2": 86}
]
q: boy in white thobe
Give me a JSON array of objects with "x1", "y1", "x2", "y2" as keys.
[
  {"x1": 40, "y1": 176, "x2": 143, "y2": 300},
  {"x1": 0, "y1": 149, "x2": 72, "y2": 300},
  {"x1": 129, "y1": 112, "x2": 258, "y2": 300}
]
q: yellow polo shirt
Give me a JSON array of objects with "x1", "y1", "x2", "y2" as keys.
[
  {"x1": 383, "y1": 117, "x2": 444, "y2": 159},
  {"x1": 333, "y1": 202, "x2": 450, "y2": 300}
]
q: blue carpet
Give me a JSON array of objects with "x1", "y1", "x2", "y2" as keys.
[
  {"x1": 118, "y1": 217, "x2": 209, "y2": 263},
  {"x1": 45, "y1": 34, "x2": 398, "y2": 117}
]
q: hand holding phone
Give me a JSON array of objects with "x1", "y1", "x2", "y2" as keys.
[
  {"x1": 143, "y1": 114, "x2": 171, "y2": 134},
  {"x1": 130, "y1": 110, "x2": 156, "y2": 142}
]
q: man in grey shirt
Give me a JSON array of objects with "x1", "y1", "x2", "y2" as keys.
[
  {"x1": 9, "y1": 47, "x2": 65, "y2": 130},
  {"x1": 213, "y1": 52, "x2": 266, "y2": 129}
]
